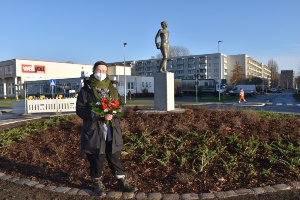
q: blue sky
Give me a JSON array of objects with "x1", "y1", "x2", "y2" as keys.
[{"x1": 1, "y1": 0, "x2": 299, "y2": 73}]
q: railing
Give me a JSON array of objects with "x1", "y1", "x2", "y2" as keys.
[{"x1": 12, "y1": 98, "x2": 77, "y2": 114}]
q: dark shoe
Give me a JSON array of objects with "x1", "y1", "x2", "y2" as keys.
[
  {"x1": 94, "y1": 178, "x2": 106, "y2": 196},
  {"x1": 118, "y1": 177, "x2": 138, "y2": 192}
]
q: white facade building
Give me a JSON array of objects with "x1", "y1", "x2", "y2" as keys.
[
  {"x1": 0, "y1": 59, "x2": 93, "y2": 99},
  {"x1": 0, "y1": 59, "x2": 152, "y2": 99}
]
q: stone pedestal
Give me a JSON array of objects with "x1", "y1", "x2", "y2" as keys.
[{"x1": 154, "y1": 72, "x2": 174, "y2": 111}]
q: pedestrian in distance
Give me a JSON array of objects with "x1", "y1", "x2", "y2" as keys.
[
  {"x1": 76, "y1": 61, "x2": 137, "y2": 196},
  {"x1": 239, "y1": 88, "x2": 247, "y2": 103}
]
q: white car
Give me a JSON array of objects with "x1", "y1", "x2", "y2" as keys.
[{"x1": 270, "y1": 88, "x2": 277, "y2": 93}]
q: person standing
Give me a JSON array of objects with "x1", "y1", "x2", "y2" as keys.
[
  {"x1": 155, "y1": 21, "x2": 170, "y2": 72},
  {"x1": 239, "y1": 88, "x2": 246, "y2": 103},
  {"x1": 76, "y1": 61, "x2": 137, "y2": 195}
]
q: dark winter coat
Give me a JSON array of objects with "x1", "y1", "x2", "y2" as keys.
[{"x1": 76, "y1": 80, "x2": 123, "y2": 155}]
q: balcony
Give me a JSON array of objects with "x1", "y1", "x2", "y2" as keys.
[{"x1": 199, "y1": 59, "x2": 207, "y2": 64}]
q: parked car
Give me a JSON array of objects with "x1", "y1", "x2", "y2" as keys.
[
  {"x1": 277, "y1": 88, "x2": 283, "y2": 93},
  {"x1": 270, "y1": 88, "x2": 277, "y2": 93},
  {"x1": 229, "y1": 85, "x2": 257, "y2": 96}
]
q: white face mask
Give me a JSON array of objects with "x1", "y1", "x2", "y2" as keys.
[{"x1": 94, "y1": 73, "x2": 107, "y2": 81}]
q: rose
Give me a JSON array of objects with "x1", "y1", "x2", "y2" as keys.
[{"x1": 101, "y1": 97, "x2": 108, "y2": 110}]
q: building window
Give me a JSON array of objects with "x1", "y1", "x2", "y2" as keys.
[{"x1": 128, "y1": 82, "x2": 134, "y2": 90}]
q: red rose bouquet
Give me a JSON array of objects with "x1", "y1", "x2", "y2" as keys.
[{"x1": 90, "y1": 88, "x2": 123, "y2": 123}]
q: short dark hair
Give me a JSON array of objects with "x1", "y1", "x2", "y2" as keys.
[{"x1": 93, "y1": 61, "x2": 108, "y2": 72}]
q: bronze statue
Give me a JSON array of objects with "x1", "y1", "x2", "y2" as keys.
[{"x1": 155, "y1": 21, "x2": 170, "y2": 72}]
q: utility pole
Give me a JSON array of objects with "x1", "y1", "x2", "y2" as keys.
[
  {"x1": 123, "y1": 42, "x2": 127, "y2": 104},
  {"x1": 218, "y1": 41, "x2": 223, "y2": 101}
]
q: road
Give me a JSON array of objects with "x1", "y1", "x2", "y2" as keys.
[
  {"x1": 0, "y1": 90, "x2": 299, "y2": 128},
  {"x1": 231, "y1": 90, "x2": 300, "y2": 114}
]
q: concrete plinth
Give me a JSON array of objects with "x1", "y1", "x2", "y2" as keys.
[{"x1": 154, "y1": 72, "x2": 174, "y2": 111}]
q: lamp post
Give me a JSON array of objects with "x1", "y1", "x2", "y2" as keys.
[
  {"x1": 218, "y1": 41, "x2": 223, "y2": 101},
  {"x1": 123, "y1": 42, "x2": 127, "y2": 104},
  {"x1": 195, "y1": 74, "x2": 199, "y2": 103},
  {"x1": 194, "y1": 57, "x2": 198, "y2": 102}
]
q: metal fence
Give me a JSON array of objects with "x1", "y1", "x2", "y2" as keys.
[{"x1": 12, "y1": 98, "x2": 77, "y2": 114}]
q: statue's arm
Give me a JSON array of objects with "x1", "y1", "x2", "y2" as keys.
[{"x1": 155, "y1": 29, "x2": 161, "y2": 43}]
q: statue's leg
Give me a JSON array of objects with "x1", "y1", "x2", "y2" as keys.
[{"x1": 162, "y1": 58, "x2": 167, "y2": 71}]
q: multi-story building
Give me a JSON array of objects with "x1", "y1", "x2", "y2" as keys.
[
  {"x1": 0, "y1": 58, "x2": 150, "y2": 99},
  {"x1": 0, "y1": 59, "x2": 93, "y2": 99},
  {"x1": 0, "y1": 54, "x2": 273, "y2": 99},
  {"x1": 279, "y1": 70, "x2": 295, "y2": 89},
  {"x1": 226, "y1": 54, "x2": 271, "y2": 86},
  {"x1": 108, "y1": 53, "x2": 271, "y2": 86}
]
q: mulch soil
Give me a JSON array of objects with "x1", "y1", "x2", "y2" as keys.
[{"x1": 1, "y1": 106, "x2": 300, "y2": 199}]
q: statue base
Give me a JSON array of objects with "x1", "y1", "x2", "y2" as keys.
[{"x1": 154, "y1": 72, "x2": 175, "y2": 111}]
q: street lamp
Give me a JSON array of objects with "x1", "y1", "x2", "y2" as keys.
[
  {"x1": 123, "y1": 42, "x2": 127, "y2": 104},
  {"x1": 195, "y1": 74, "x2": 199, "y2": 103},
  {"x1": 218, "y1": 41, "x2": 223, "y2": 101},
  {"x1": 194, "y1": 57, "x2": 198, "y2": 102}
]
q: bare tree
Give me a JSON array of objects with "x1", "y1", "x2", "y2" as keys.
[
  {"x1": 268, "y1": 58, "x2": 279, "y2": 88},
  {"x1": 230, "y1": 61, "x2": 245, "y2": 85},
  {"x1": 156, "y1": 45, "x2": 190, "y2": 58}
]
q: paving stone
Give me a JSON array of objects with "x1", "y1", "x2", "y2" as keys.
[
  {"x1": 199, "y1": 193, "x2": 216, "y2": 199},
  {"x1": 224, "y1": 190, "x2": 238, "y2": 197},
  {"x1": 8, "y1": 177, "x2": 20, "y2": 182},
  {"x1": 43, "y1": 185, "x2": 57, "y2": 191},
  {"x1": 14, "y1": 178, "x2": 31, "y2": 185},
  {"x1": 289, "y1": 181, "x2": 300, "y2": 189},
  {"x1": 234, "y1": 188, "x2": 253, "y2": 195},
  {"x1": 106, "y1": 191, "x2": 123, "y2": 199},
  {"x1": 135, "y1": 192, "x2": 147, "y2": 200},
  {"x1": 24, "y1": 180, "x2": 39, "y2": 187},
  {"x1": 0, "y1": 172, "x2": 5, "y2": 177},
  {"x1": 251, "y1": 187, "x2": 266, "y2": 194},
  {"x1": 77, "y1": 189, "x2": 95, "y2": 195},
  {"x1": 163, "y1": 193, "x2": 180, "y2": 200},
  {"x1": 147, "y1": 192, "x2": 162, "y2": 200},
  {"x1": 67, "y1": 188, "x2": 80, "y2": 195},
  {"x1": 55, "y1": 186, "x2": 71, "y2": 193},
  {"x1": 0, "y1": 174, "x2": 12, "y2": 180},
  {"x1": 263, "y1": 186, "x2": 277, "y2": 193},
  {"x1": 122, "y1": 192, "x2": 135, "y2": 199},
  {"x1": 34, "y1": 184, "x2": 45, "y2": 189},
  {"x1": 213, "y1": 191, "x2": 225, "y2": 199},
  {"x1": 181, "y1": 193, "x2": 199, "y2": 199},
  {"x1": 272, "y1": 183, "x2": 291, "y2": 191}
]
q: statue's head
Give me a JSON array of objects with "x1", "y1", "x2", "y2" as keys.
[{"x1": 161, "y1": 21, "x2": 168, "y2": 28}]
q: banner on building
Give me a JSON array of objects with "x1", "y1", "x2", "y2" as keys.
[{"x1": 22, "y1": 64, "x2": 45, "y2": 73}]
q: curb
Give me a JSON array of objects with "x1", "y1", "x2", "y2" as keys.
[{"x1": 0, "y1": 171, "x2": 300, "y2": 199}]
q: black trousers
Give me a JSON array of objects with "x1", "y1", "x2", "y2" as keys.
[{"x1": 86, "y1": 141, "x2": 125, "y2": 179}]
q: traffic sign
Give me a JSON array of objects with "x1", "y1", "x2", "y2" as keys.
[{"x1": 50, "y1": 79, "x2": 56, "y2": 86}]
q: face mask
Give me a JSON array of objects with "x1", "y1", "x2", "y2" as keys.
[{"x1": 94, "y1": 73, "x2": 107, "y2": 81}]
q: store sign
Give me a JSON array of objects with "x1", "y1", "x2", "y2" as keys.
[{"x1": 22, "y1": 64, "x2": 45, "y2": 73}]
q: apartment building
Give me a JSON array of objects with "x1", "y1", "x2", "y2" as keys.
[
  {"x1": 280, "y1": 70, "x2": 295, "y2": 89},
  {"x1": 108, "y1": 53, "x2": 271, "y2": 86}
]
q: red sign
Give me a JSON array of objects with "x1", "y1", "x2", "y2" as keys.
[{"x1": 22, "y1": 64, "x2": 45, "y2": 73}]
